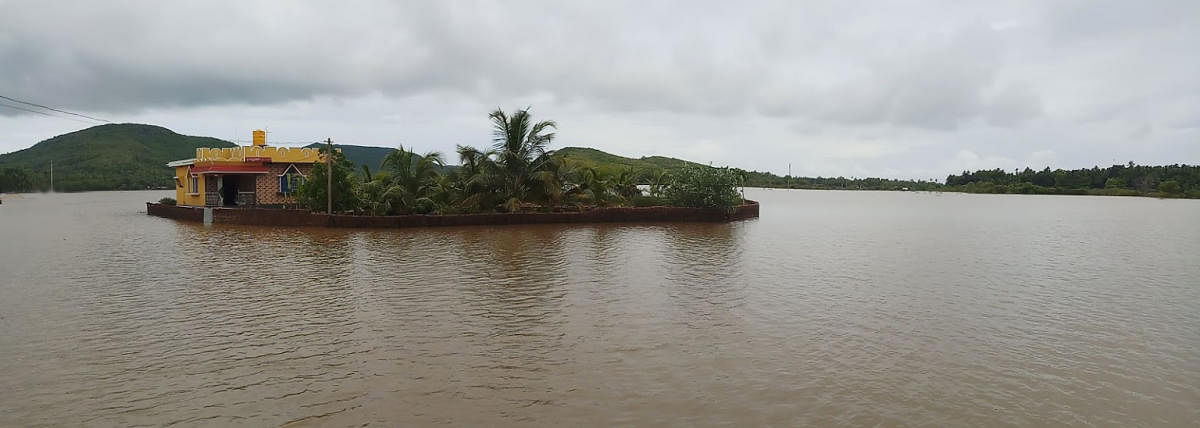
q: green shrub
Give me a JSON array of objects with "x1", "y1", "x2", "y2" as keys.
[
  {"x1": 1158, "y1": 180, "x2": 1181, "y2": 195},
  {"x1": 663, "y1": 165, "x2": 743, "y2": 209},
  {"x1": 158, "y1": 197, "x2": 176, "y2": 205}
]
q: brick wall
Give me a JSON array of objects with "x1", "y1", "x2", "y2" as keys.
[
  {"x1": 146, "y1": 203, "x2": 204, "y2": 222},
  {"x1": 146, "y1": 200, "x2": 760, "y2": 228},
  {"x1": 255, "y1": 163, "x2": 314, "y2": 206}
]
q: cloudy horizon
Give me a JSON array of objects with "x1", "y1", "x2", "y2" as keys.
[{"x1": 1, "y1": 0, "x2": 1197, "y2": 180}]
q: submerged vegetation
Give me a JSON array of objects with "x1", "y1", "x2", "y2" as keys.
[{"x1": 294, "y1": 108, "x2": 749, "y2": 215}]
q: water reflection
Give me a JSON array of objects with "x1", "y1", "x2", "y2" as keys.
[{"x1": 662, "y1": 222, "x2": 748, "y2": 322}]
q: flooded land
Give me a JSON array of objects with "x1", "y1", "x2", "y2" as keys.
[{"x1": 1, "y1": 189, "x2": 1197, "y2": 426}]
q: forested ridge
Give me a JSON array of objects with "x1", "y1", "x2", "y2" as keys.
[
  {"x1": 944, "y1": 163, "x2": 1199, "y2": 198},
  {"x1": 0, "y1": 124, "x2": 233, "y2": 192}
]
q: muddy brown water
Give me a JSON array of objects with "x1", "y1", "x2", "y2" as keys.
[{"x1": 1, "y1": 190, "x2": 1197, "y2": 426}]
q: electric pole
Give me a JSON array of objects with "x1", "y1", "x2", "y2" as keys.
[{"x1": 326, "y1": 138, "x2": 333, "y2": 215}]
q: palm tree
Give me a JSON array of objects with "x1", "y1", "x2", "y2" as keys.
[
  {"x1": 360, "y1": 164, "x2": 373, "y2": 183},
  {"x1": 532, "y1": 156, "x2": 574, "y2": 205},
  {"x1": 489, "y1": 107, "x2": 557, "y2": 209},
  {"x1": 381, "y1": 146, "x2": 444, "y2": 214},
  {"x1": 571, "y1": 166, "x2": 612, "y2": 206},
  {"x1": 452, "y1": 145, "x2": 500, "y2": 213},
  {"x1": 648, "y1": 169, "x2": 671, "y2": 197},
  {"x1": 358, "y1": 178, "x2": 391, "y2": 216},
  {"x1": 611, "y1": 168, "x2": 641, "y2": 201}
]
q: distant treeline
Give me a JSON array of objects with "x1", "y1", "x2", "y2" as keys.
[
  {"x1": 1, "y1": 167, "x2": 35, "y2": 193},
  {"x1": 0, "y1": 166, "x2": 171, "y2": 193},
  {"x1": 739, "y1": 170, "x2": 943, "y2": 191},
  {"x1": 944, "y1": 163, "x2": 1199, "y2": 198}
]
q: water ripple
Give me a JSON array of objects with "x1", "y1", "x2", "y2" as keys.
[{"x1": 0, "y1": 190, "x2": 1198, "y2": 426}]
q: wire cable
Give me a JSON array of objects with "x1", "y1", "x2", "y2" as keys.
[
  {"x1": 0, "y1": 94, "x2": 110, "y2": 123},
  {"x1": 0, "y1": 101, "x2": 97, "y2": 124}
]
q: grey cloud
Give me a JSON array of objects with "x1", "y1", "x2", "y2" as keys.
[
  {"x1": 0, "y1": 1, "x2": 1042, "y2": 130},
  {"x1": 1, "y1": 0, "x2": 1197, "y2": 178}
]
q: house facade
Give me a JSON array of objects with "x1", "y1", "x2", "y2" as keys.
[{"x1": 168, "y1": 130, "x2": 325, "y2": 207}]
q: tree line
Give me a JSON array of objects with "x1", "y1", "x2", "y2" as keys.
[
  {"x1": 0, "y1": 167, "x2": 35, "y2": 193},
  {"x1": 945, "y1": 163, "x2": 1199, "y2": 198},
  {"x1": 295, "y1": 108, "x2": 746, "y2": 214},
  {"x1": 738, "y1": 170, "x2": 943, "y2": 191}
]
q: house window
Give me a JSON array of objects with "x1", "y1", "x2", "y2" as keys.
[
  {"x1": 189, "y1": 174, "x2": 199, "y2": 194},
  {"x1": 278, "y1": 164, "x2": 306, "y2": 194}
]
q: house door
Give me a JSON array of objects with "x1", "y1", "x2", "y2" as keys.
[{"x1": 221, "y1": 176, "x2": 239, "y2": 206}]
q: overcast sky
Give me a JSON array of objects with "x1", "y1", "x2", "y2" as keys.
[{"x1": 1, "y1": 1, "x2": 1197, "y2": 179}]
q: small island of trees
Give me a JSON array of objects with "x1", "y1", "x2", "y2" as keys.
[{"x1": 294, "y1": 108, "x2": 747, "y2": 215}]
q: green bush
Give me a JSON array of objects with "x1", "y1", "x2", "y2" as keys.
[
  {"x1": 663, "y1": 165, "x2": 743, "y2": 209},
  {"x1": 1159, "y1": 180, "x2": 1181, "y2": 195},
  {"x1": 296, "y1": 149, "x2": 360, "y2": 213},
  {"x1": 158, "y1": 197, "x2": 177, "y2": 205}
]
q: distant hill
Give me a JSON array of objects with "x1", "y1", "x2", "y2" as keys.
[
  {"x1": 552, "y1": 147, "x2": 703, "y2": 178},
  {"x1": 0, "y1": 123, "x2": 234, "y2": 192},
  {"x1": 302, "y1": 143, "x2": 457, "y2": 174},
  {"x1": 303, "y1": 143, "x2": 394, "y2": 172}
]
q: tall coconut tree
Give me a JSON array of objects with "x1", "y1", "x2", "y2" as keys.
[{"x1": 489, "y1": 107, "x2": 557, "y2": 209}]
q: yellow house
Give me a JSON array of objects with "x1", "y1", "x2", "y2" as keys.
[{"x1": 168, "y1": 130, "x2": 326, "y2": 207}]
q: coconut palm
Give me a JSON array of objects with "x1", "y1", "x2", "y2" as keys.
[
  {"x1": 648, "y1": 169, "x2": 671, "y2": 197},
  {"x1": 452, "y1": 145, "x2": 500, "y2": 212},
  {"x1": 489, "y1": 107, "x2": 557, "y2": 209},
  {"x1": 532, "y1": 156, "x2": 574, "y2": 205},
  {"x1": 380, "y1": 146, "x2": 444, "y2": 214},
  {"x1": 611, "y1": 168, "x2": 642, "y2": 201},
  {"x1": 570, "y1": 166, "x2": 612, "y2": 206}
]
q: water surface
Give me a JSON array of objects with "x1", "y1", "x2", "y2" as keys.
[{"x1": 1, "y1": 190, "x2": 1197, "y2": 426}]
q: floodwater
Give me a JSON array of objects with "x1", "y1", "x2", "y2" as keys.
[{"x1": 1, "y1": 189, "x2": 1197, "y2": 427}]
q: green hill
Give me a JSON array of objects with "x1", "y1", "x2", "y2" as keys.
[
  {"x1": 302, "y1": 143, "x2": 458, "y2": 175},
  {"x1": 552, "y1": 147, "x2": 703, "y2": 178},
  {"x1": 0, "y1": 124, "x2": 234, "y2": 192},
  {"x1": 303, "y1": 143, "x2": 394, "y2": 172}
]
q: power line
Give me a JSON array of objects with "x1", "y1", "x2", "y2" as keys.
[
  {"x1": 0, "y1": 101, "x2": 55, "y2": 117},
  {"x1": 0, "y1": 94, "x2": 110, "y2": 123},
  {"x1": 0, "y1": 101, "x2": 96, "y2": 124}
]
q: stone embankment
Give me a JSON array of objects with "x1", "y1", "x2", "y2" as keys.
[{"x1": 146, "y1": 201, "x2": 759, "y2": 228}]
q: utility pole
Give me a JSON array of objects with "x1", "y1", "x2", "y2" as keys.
[
  {"x1": 50, "y1": 160, "x2": 53, "y2": 192},
  {"x1": 326, "y1": 138, "x2": 333, "y2": 215}
]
